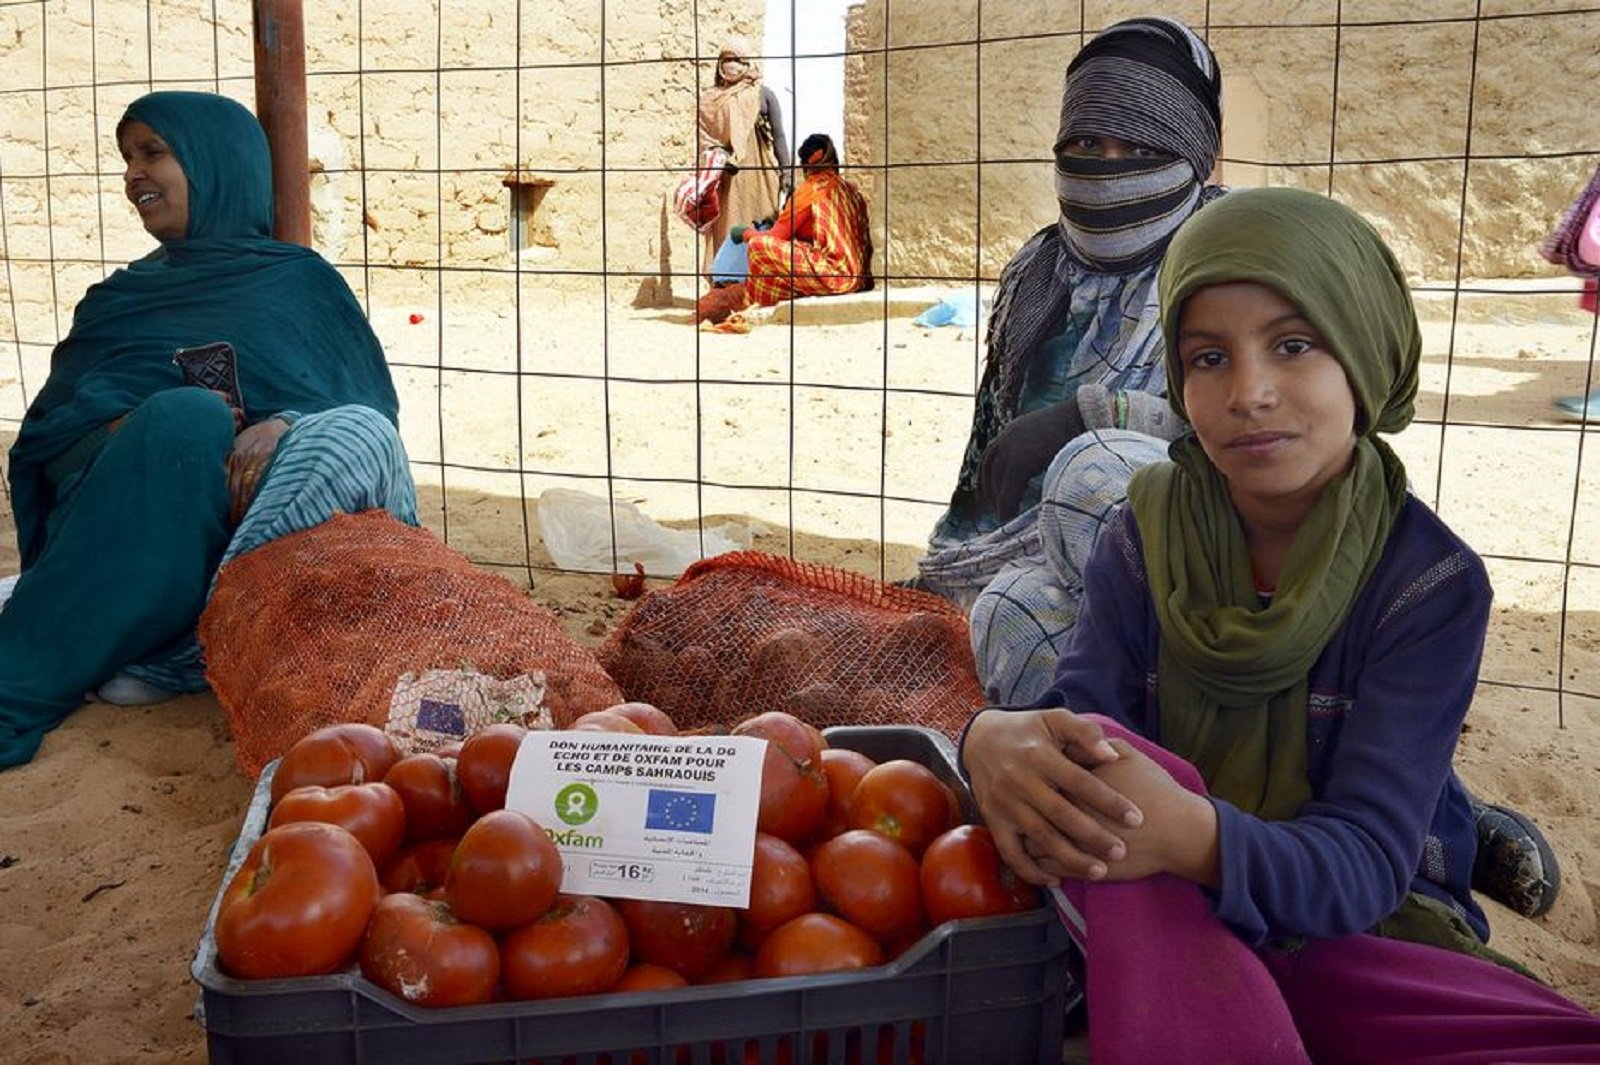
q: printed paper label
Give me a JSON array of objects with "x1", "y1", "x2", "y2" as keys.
[
  {"x1": 385, "y1": 669, "x2": 551, "y2": 753},
  {"x1": 504, "y1": 731, "x2": 766, "y2": 907}
]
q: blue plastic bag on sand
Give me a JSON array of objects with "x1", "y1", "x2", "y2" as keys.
[
  {"x1": 913, "y1": 290, "x2": 979, "y2": 328},
  {"x1": 710, "y1": 235, "x2": 749, "y2": 284},
  {"x1": 710, "y1": 221, "x2": 773, "y2": 284}
]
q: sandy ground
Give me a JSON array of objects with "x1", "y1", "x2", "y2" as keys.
[{"x1": 1, "y1": 291, "x2": 1598, "y2": 1063}]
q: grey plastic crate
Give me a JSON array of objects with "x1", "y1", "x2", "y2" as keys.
[{"x1": 192, "y1": 724, "x2": 1080, "y2": 1064}]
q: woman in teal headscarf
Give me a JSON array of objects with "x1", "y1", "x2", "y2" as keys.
[{"x1": 0, "y1": 91, "x2": 416, "y2": 768}]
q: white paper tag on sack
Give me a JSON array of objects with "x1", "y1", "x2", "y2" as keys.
[
  {"x1": 386, "y1": 668, "x2": 554, "y2": 753},
  {"x1": 505, "y1": 732, "x2": 766, "y2": 907}
]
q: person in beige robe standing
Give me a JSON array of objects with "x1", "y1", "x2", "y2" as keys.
[{"x1": 696, "y1": 43, "x2": 789, "y2": 283}]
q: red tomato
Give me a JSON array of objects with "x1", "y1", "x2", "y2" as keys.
[
  {"x1": 268, "y1": 782, "x2": 407, "y2": 867},
  {"x1": 501, "y1": 894, "x2": 630, "y2": 999},
  {"x1": 456, "y1": 723, "x2": 528, "y2": 815},
  {"x1": 358, "y1": 892, "x2": 499, "y2": 1007},
  {"x1": 738, "y1": 833, "x2": 816, "y2": 951},
  {"x1": 384, "y1": 752, "x2": 476, "y2": 843},
  {"x1": 738, "y1": 1037, "x2": 797, "y2": 1065},
  {"x1": 381, "y1": 838, "x2": 458, "y2": 896},
  {"x1": 818, "y1": 748, "x2": 876, "y2": 840},
  {"x1": 733, "y1": 1024, "x2": 926, "y2": 1065},
  {"x1": 215, "y1": 821, "x2": 380, "y2": 978},
  {"x1": 612, "y1": 562, "x2": 647, "y2": 599},
  {"x1": 811, "y1": 829, "x2": 924, "y2": 944},
  {"x1": 731, "y1": 711, "x2": 829, "y2": 844},
  {"x1": 738, "y1": 1024, "x2": 925, "y2": 1065},
  {"x1": 920, "y1": 824, "x2": 1040, "y2": 926},
  {"x1": 604, "y1": 702, "x2": 680, "y2": 735},
  {"x1": 615, "y1": 962, "x2": 689, "y2": 992},
  {"x1": 615, "y1": 898, "x2": 737, "y2": 981},
  {"x1": 842, "y1": 1024, "x2": 926, "y2": 1065},
  {"x1": 270, "y1": 723, "x2": 401, "y2": 805},
  {"x1": 569, "y1": 709, "x2": 645, "y2": 733},
  {"x1": 848, "y1": 760, "x2": 957, "y2": 857},
  {"x1": 882, "y1": 926, "x2": 930, "y2": 962},
  {"x1": 444, "y1": 809, "x2": 563, "y2": 931},
  {"x1": 753, "y1": 913, "x2": 883, "y2": 978},
  {"x1": 696, "y1": 951, "x2": 756, "y2": 984},
  {"x1": 798, "y1": 717, "x2": 828, "y2": 754}
]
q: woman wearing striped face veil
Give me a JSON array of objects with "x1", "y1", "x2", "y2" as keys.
[
  {"x1": 1048, "y1": 20, "x2": 1222, "y2": 274},
  {"x1": 916, "y1": 17, "x2": 1222, "y2": 645},
  {"x1": 948, "y1": 16, "x2": 1220, "y2": 542}
]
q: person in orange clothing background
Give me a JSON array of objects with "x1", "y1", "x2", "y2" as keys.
[{"x1": 695, "y1": 133, "x2": 872, "y2": 326}]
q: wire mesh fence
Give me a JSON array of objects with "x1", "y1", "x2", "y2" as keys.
[{"x1": 1, "y1": 0, "x2": 1597, "y2": 722}]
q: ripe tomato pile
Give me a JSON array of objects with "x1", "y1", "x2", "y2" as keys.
[{"x1": 214, "y1": 708, "x2": 1040, "y2": 1013}]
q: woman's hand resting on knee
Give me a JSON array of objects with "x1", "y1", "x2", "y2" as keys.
[
  {"x1": 964, "y1": 707, "x2": 1144, "y2": 885},
  {"x1": 226, "y1": 417, "x2": 289, "y2": 524}
]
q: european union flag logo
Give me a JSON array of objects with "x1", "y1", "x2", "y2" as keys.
[
  {"x1": 416, "y1": 698, "x2": 465, "y2": 737},
  {"x1": 644, "y1": 789, "x2": 716, "y2": 834}
]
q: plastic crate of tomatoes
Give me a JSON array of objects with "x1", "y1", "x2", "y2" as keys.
[{"x1": 191, "y1": 724, "x2": 1079, "y2": 1065}]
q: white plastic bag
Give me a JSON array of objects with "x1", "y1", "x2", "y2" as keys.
[{"x1": 536, "y1": 488, "x2": 744, "y2": 576}]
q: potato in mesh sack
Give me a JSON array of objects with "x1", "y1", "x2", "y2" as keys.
[
  {"x1": 201, "y1": 511, "x2": 622, "y2": 777},
  {"x1": 596, "y1": 551, "x2": 985, "y2": 736}
]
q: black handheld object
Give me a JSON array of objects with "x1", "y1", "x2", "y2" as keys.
[{"x1": 173, "y1": 341, "x2": 244, "y2": 413}]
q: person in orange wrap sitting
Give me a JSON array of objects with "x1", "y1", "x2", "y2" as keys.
[{"x1": 695, "y1": 133, "x2": 873, "y2": 326}]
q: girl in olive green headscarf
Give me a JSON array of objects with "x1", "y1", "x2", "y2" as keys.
[{"x1": 961, "y1": 188, "x2": 1600, "y2": 1062}]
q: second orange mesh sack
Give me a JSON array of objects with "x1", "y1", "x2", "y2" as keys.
[
  {"x1": 201, "y1": 510, "x2": 622, "y2": 777},
  {"x1": 597, "y1": 551, "x2": 986, "y2": 737}
]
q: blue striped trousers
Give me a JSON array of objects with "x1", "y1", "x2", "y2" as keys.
[{"x1": 122, "y1": 404, "x2": 418, "y2": 692}]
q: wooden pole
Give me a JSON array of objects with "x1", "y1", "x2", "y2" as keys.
[{"x1": 253, "y1": 0, "x2": 310, "y2": 246}]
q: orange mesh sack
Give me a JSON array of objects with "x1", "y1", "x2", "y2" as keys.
[
  {"x1": 201, "y1": 511, "x2": 622, "y2": 777},
  {"x1": 597, "y1": 551, "x2": 986, "y2": 737}
]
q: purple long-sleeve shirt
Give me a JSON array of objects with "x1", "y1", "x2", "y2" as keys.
[{"x1": 1026, "y1": 495, "x2": 1491, "y2": 945}]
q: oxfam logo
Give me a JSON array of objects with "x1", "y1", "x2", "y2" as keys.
[{"x1": 554, "y1": 782, "x2": 599, "y2": 826}]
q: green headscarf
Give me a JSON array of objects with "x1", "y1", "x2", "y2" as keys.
[
  {"x1": 1126, "y1": 187, "x2": 1417, "y2": 820},
  {"x1": 9, "y1": 91, "x2": 399, "y2": 566}
]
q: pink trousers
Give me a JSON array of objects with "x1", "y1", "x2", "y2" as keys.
[{"x1": 1055, "y1": 717, "x2": 1600, "y2": 1064}]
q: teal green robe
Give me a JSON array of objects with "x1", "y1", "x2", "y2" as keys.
[{"x1": 1, "y1": 91, "x2": 399, "y2": 767}]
